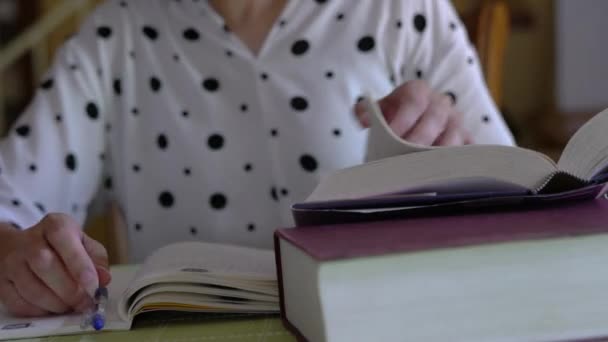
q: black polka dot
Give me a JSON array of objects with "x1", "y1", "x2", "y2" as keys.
[
  {"x1": 35, "y1": 202, "x2": 45, "y2": 213},
  {"x1": 86, "y1": 102, "x2": 99, "y2": 120},
  {"x1": 333, "y1": 128, "x2": 341, "y2": 137},
  {"x1": 142, "y1": 26, "x2": 159, "y2": 40},
  {"x1": 157, "y1": 134, "x2": 169, "y2": 150},
  {"x1": 396, "y1": 19, "x2": 402, "y2": 29},
  {"x1": 244, "y1": 163, "x2": 253, "y2": 172},
  {"x1": 129, "y1": 50, "x2": 136, "y2": 59},
  {"x1": 357, "y1": 36, "x2": 375, "y2": 52},
  {"x1": 202, "y1": 78, "x2": 220, "y2": 92},
  {"x1": 97, "y1": 26, "x2": 112, "y2": 39},
  {"x1": 467, "y1": 56, "x2": 474, "y2": 65},
  {"x1": 29, "y1": 164, "x2": 37, "y2": 172},
  {"x1": 336, "y1": 13, "x2": 344, "y2": 21},
  {"x1": 150, "y1": 77, "x2": 162, "y2": 92},
  {"x1": 240, "y1": 104, "x2": 248, "y2": 112},
  {"x1": 413, "y1": 14, "x2": 427, "y2": 33},
  {"x1": 133, "y1": 164, "x2": 141, "y2": 172},
  {"x1": 225, "y1": 50, "x2": 233, "y2": 57},
  {"x1": 55, "y1": 114, "x2": 62, "y2": 122},
  {"x1": 278, "y1": 20, "x2": 287, "y2": 27},
  {"x1": 270, "y1": 128, "x2": 279, "y2": 137},
  {"x1": 159, "y1": 191, "x2": 175, "y2": 208},
  {"x1": 290, "y1": 97, "x2": 308, "y2": 111},
  {"x1": 260, "y1": 73, "x2": 269, "y2": 80},
  {"x1": 15, "y1": 125, "x2": 30, "y2": 137},
  {"x1": 325, "y1": 71, "x2": 334, "y2": 79},
  {"x1": 99, "y1": 152, "x2": 105, "y2": 161},
  {"x1": 11, "y1": 199, "x2": 20, "y2": 207},
  {"x1": 247, "y1": 223, "x2": 256, "y2": 232},
  {"x1": 65, "y1": 153, "x2": 77, "y2": 171},
  {"x1": 119, "y1": 1, "x2": 127, "y2": 8},
  {"x1": 314, "y1": 0, "x2": 327, "y2": 4},
  {"x1": 104, "y1": 176, "x2": 113, "y2": 190},
  {"x1": 291, "y1": 39, "x2": 310, "y2": 56},
  {"x1": 182, "y1": 110, "x2": 189, "y2": 117},
  {"x1": 222, "y1": 24, "x2": 230, "y2": 33},
  {"x1": 131, "y1": 108, "x2": 139, "y2": 116},
  {"x1": 183, "y1": 28, "x2": 200, "y2": 41},
  {"x1": 209, "y1": 193, "x2": 227, "y2": 210},
  {"x1": 445, "y1": 91, "x2": 457, "y2": 104},
  {"x1": 190, "y1": 227, "x2": 198, "y2": 235},
  {"x1": 183, "y1": 168, "x2": 191, "y2": 176},
  {"x1": 113, "y1": 78, "x2": 121, "y2": 95},
  {"x1": 40, "y1": 79, "x2": 54, "y2": 90},
  {"x1": 449, "y1": 22, "x2": 457, "y2": 31},
  {"x1": 482, "y1": 115, "x2": 491, "y2": 123},
  {"x1": 356, "y1": 96, "x2": 364, "y2": 103},
  {"x1": 207, "y1": 134, "x2": 224, "y2": 150},
  {"x1": 281, "y1": 188, "x2": 289, "y2": 197},
  {"x1": 300, "y1": 154, "x2": 318, "y2": 172},
  {"x1": 270, "y1": 187, "x2": 279, "y2": 202},
  {"x1": 416, "y1": 69, "x2": 423, "y2": 79},
  {"x1": 134, "y1": 223, "x2": 142, "y2": 231},
  {"x1": 70, "y1": 64, "x2": 78, "y2": 71},
  {"x1": 173, "y1": 54, "x2": 180, "y2": 62},
  {"x1": 389, "y1": 74, "x2": 396, "y2": 85}
]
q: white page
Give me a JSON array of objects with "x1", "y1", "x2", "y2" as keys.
[
  {"x1": 363, "y1": 96, "x2": 432, "y2": 162},
  {"x1": 0, "y1": 266, "x2": 136, "y2": 341}
]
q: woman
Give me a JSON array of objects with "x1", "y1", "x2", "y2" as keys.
[{"x1": 0, "y1": 0, "x2": 513, "y2": 317}]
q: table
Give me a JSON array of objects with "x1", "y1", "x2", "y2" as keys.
[{"x1": 18, "y1": 312, "x2": 295, "y2": 342}]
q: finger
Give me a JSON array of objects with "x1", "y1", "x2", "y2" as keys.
[
  {"x1": 83, "y1": 235, "x2": 112, "y2": 287},
  {"x1": 404, "y1": 94, "x2": 451, "y2": 145},
  {"x1": 26, "y1": 245, "x2": 85, "y2": 312},
  {"x1": 96, "y1": 265, "x2": 112, "y2": 287},
  {"x1": 379, "y1": 80, "x2": 432, "y2": 137},
  {"x1": 354, "y1": 101, "x2": 370, "y2": 127},
  {"x1": 83, "y1": 235, "x2": 109, "y2": 269},
  {"x1": 7, "y1": 256, "x2": 71, "y2": 313},
  {"x1": 41, "y1": 214, "x2": 98, "y2": 297},
  {"x1": 0, "y1": 280, "x2": 49, "y2": 317},
  {"x1": 434, "y1": 109, "x2": 469, "y2": 146}
]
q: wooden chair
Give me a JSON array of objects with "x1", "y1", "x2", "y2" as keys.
[{"x1": 462, "y1": 0, "x2": 511, "y2": 108}]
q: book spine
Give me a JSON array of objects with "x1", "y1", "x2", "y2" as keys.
[{"x1": 273, "y1": 231, "x2": 309, "y2": 342}]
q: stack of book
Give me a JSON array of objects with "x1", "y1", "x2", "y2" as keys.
[{"x1": 274, "y1": 99, "x2": 608, "y2": 342}]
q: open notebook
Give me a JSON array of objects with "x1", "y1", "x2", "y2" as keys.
[{"x1": 0, "y1": 242, "x2": 278, "y2": 340}]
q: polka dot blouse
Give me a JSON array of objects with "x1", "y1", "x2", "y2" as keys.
[{"x1": 0, "y1": 0, "x2": 515, "y2": 262}]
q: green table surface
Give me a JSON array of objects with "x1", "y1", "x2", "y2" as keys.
[{"x1": 16, "y1": 312, "x2": 295, "y2": 342}]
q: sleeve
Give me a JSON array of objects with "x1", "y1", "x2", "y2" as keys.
[
  {"x1": 0, "y1": 3, "x2": 120, "y2": 229},
  {"x1": 388, "y1": 0, "x2": 516, "y2": 146}
]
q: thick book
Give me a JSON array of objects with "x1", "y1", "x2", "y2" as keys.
[
  {"x1": 293, "y1": 98, "x2": 608, "y2": 225},
  {"x1": 0, "y1": 242, "x2": 278, "y2": 340},
  {"x1": 275, "y1": 198, "x2": 608, "y2": 342}
]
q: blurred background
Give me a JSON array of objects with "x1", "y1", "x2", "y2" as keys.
[{"x1": 0, "y1": 0, "x2": 607, "y2": 160}]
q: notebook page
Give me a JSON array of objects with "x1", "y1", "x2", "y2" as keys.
[
  {"x1": 132, "y1": 242, "x2": 276, "y2": 284},
  {"x1": 0, "y1": 266, "x2": 136, "y2": 340}
]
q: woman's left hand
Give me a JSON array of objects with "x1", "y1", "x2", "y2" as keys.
[{"x1": 355, "y1": 80, "x2": 473, "y2": 146}]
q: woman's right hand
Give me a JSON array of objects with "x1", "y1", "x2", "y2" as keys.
[{"x1": 0, "y1": 213, "x2": 111, "y2": 317}]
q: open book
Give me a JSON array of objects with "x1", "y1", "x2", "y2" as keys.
[
  {"x1": 0, "y1": 242, "x2": 278, "y2": 340},
  {"x1": 292, "y1": 97, "x2": 608, "y2": 224}
]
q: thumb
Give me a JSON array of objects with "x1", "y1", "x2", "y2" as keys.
[{"x1": 83, "y1": 235, "x2": 112, "y2": 286}]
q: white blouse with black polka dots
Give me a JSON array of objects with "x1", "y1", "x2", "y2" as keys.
[{"x1": 0, "y1": 0, "x2": 515, "y2": 262}]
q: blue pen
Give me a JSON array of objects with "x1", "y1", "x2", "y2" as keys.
[{"x1": 80, "y1": 287, "x2": 108, "y2": 331}]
